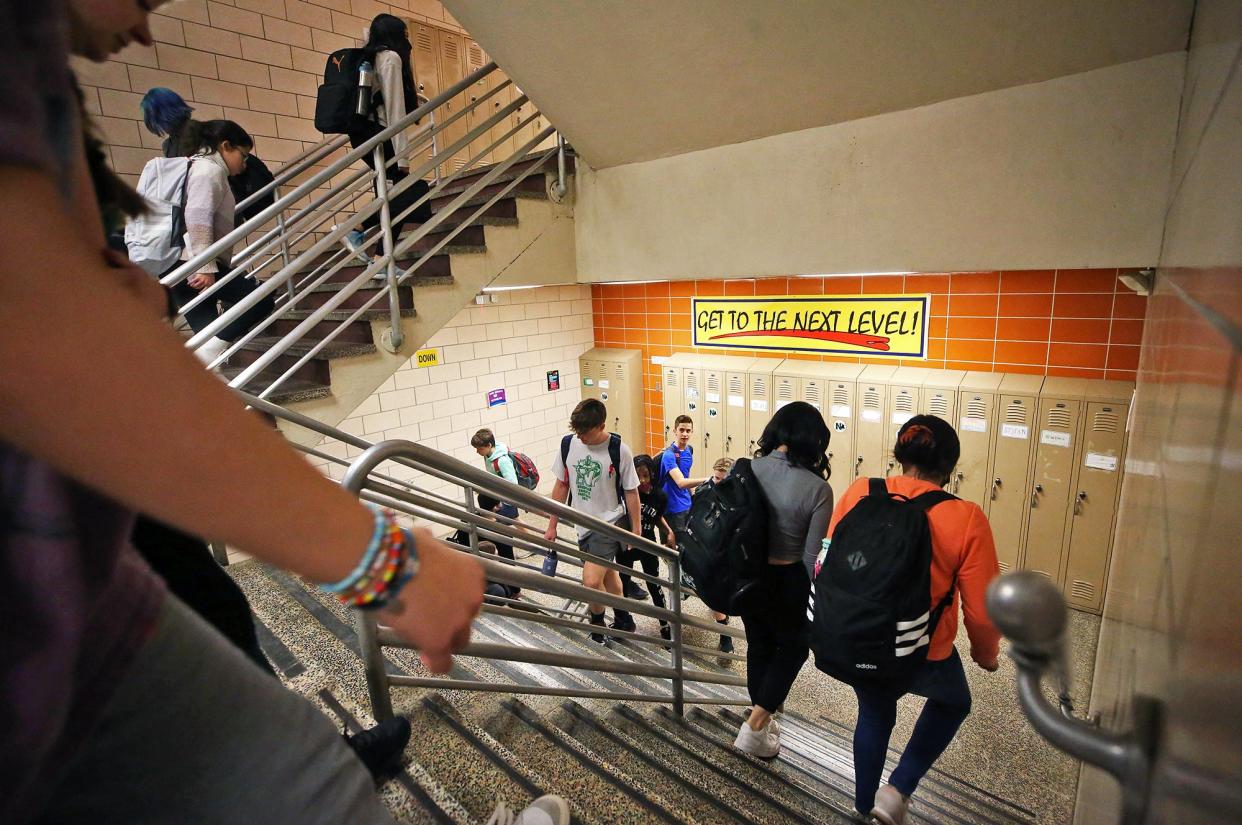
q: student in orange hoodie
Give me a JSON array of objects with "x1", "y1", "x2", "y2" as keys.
[{"x1": 826, "y1": 416, "x2": 1001, "y2": 825}]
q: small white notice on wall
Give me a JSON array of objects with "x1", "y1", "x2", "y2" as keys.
[
  {"x1": 598, "y1": 379, "x2": 610, "y2": 389},
  {"x1": 727, "y1": 394, "x2": 745, "y2": 407},
  {"x1": 892, "y1": 412, "x2": 913, "y2": 426},
  {"x1": 861, "y1": 409, "x2": 882, "y2": 423},
  {"x1": 1040, "y1": 430, "x2": 1072, "y2": 448},
  {"x1": 1085, "y1": 452, "x2": 1118, "y2": 472},
  {"x1": 706, "y1": 392, "x2": 721, "y2": 403},
  {"x1": 830, "y1": 404, "x2": 851, "y2": 419},
  {"x1": 750, "y1": 399, "x2": 768, "y2": 412},
  {"x1": 685, "y1": 388, "x2": 699, "y2": 400},
  {"x1": 960, "y1": 417, "x2": 988, "y2": 433},
  {"x1": 1001, "y1": 423, "x2": 1029, "y2": 440}
]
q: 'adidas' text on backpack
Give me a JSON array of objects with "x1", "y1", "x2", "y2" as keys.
[
  {"x1": 679, "y1": 457, "x2": 769, "y2": 615},
  {"x1": 496, "y1": 451, "x2": 540, "y2": 490},
  {"x1": 314, "y1": 48, "x2": 373, "y2": 134},
  {"x1": 810, "y1": 478, "x2": 957, "y2": 692}
]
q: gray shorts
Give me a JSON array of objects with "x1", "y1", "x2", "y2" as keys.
[
  {"x1": 578, "y1": 518, "x2": 628, "y2": 562},
  {"x1": 36, "y1": 595, "x2": 395, "y2": 825}
]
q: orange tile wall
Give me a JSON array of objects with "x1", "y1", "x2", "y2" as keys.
[{"x1": 590, "y1": 269, "x2": 1147, "y2": 455}]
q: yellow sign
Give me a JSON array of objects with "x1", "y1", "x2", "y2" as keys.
[
  {"x1": 414, "y1": 348, "x2": 440, "y2": 368},
  {"x1": 692, "y1": 295, "x2": 929, "y2": 358}
]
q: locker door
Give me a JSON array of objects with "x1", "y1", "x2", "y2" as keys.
[
  {"x1": 774, "y1": 374, "x2": 797, "y2": 412},
  {"x1": 580, "y1": 359, "x2": 601, "y2": 402},
  {"x1": 723, "y1": 369, "x2": 748, "y2": 459},
  {"x1": 701, "y1": 367, "x2": 725, "y2": 467},
  {"x1": 409, "y1": 22, "x2": 442, "y2": 175},
  {"x1": 747, "y1": 372, "x2": 772, "y2": 453},
  {"x1": 604, "y1": 360, "x2": 627, "y2": 445},
  {"x1": 800, "y1": 376, "x2": 826, "y2": 412},
  {"x1": 955, "y1": 391, "x2": 996, "y2": 506},
  {"x1": 462, "y1": 39, "x2": 493, "y2": 167},
  {"x1": 682, "y1": 366, "x2": 703, "y2": 434},
  {"x1": 988, "y1": 395, "x2": 1037, "y2": 574},
  {"x1": 660, "y1": 366, "x2": 681, "y2": 448},
  {"x1": 434, "y1": 28, "x2": 469, "y2": 179},
  {"x1": 826, "y1": 381, "x2": 855, "y2": 481},
  {"x1": 1062, "y1": 401, "x2": 1128, "y2": 612},
  {"x1": 1023, "y1": 397, "x2": 1083, "y2": 583},
  {"x1": 923, "y1": 386, "x2": 958, "y2": 423},
  {"x1": 485, "y1": 68, "x2": 516, "y2": 161},
  {"x1": 886, "y1": 384, "x2": 919, "y2": 476},
  {"x1": 855, "y1": 382, "x2": 888, "y2": 479}
]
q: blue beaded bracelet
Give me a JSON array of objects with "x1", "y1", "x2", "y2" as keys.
[{"x1": 320, "y1": 504, "x2": 389, "y2": 595}]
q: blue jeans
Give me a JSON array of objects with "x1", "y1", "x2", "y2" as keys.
[{"x1": 851, "y1": 648, "x2": 972, "y2": 812}]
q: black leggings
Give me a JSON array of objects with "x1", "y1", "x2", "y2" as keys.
[
  {"x1": 170, "y1": 270, "x2": 275, "y2": 343},
  {"x1": 618, "y1": 545, "x2": 666, "y2": 608},
  {"x1": 348, "y1": 124, "x2": 433, "y2": 243},
  {"x1": 739, "y1": 562, "x2": 810, "y2": 712}
]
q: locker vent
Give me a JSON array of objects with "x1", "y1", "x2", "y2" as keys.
[
  {"x1": 998, "y1": 560, "x2": 1011, "y2": 574},
  {"x1": 1092, "y1": 409, "x2": 1120, "y2": 433},
  {"x1": 1046, "y1": 407, "x2": 1073, "y2": 430},
  {"x1": 665, "y1": 370, "x2": 679, "y2": 389},
  {"x1": 928, "y1": 395, "x2": 950, "y2": 417},
  {"x1": 707, "y1": 373, "x2": 721, "y2": 393},
  {"x1": 729, "y1": 375, "x2": 743, "y2": 395},
  {"x1": 777, "y1": 380, "x2": 795, "y2": 402},
  {"x1": 966, "y1": 398, "x2": 988, "y2": 419},
  {"x1": 894, "y1": 393, "x2": 915, "y2": 413},
  {"x1": 1070, "y1": 580, "x2": 1096, "y2": 602},
  {"x1": 805, "y1": 383, "x2": 822, "y2": 406},
  {"x1": 615, "y1": 363, "x2": 625, "y2": 380},
  {"x1": 751, "y1": 376, "x2": 766, "y2": 398},
  {"x1": 832, "y1": 386, "x2": 850, "y2": 406},
  {"x1": 469, "y1": 44, "x2": 483, "y2": 65},
  {"x1": 443, "y1": 39, "x2": 459, "y2": 60},
  {"x1": 863, "y1": 389, "x2": 881, "y2": 410},
  {"x1": 1034, "y1": 570, "x2": 1053, "y2": 580},
  {"x1": 1005, "y1": 403, "x2": 1029, "y2": 425},
  {"x1": 416, "y1": 29, "x2": 434, "y2": 51},
  {"x1": 685, "y1": 372, "x2": 699, "y2": 391}
]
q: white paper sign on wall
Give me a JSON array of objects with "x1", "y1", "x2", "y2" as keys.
[
  {"x1": 861, "y1": 409, "x2": 882, "y2": 423},
  {"x1": 1085, "y1": 452, "x2": 1118, "y2": 472},
  {"x1": 892, "y1": 412, "x2": 913, "y2": 426},
  {"x1": 830, "y1": 405, "x2": 851, "y2": 419},
  {"x1": 598, "y1": 379, "x2": 610, "y2": 389},
  {"x1": 1001, "y1": 423, "x2": 1029, "y2": 440},
  {"x1": 960, "y1": 417, "x2": 988, "y2": 433},
  {"x1": 727, "y1": 394, "x2": 745, "y2": 407},
  {"x1": 750, "y1": 399, "x2": 768, "y2": 412},
  {"x1": 1040, "y1": 430, "x2": 1072, "y2": 448},
  {"x1": 706, "y1": 392, "x2": 721, "y2": 403}
]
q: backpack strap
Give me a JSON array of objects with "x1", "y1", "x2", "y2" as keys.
[
  {"x1": 908, "y1": 489, "x2": 957, "y2": 512},
  {"x1": 867, "y1": 477, "x2": 890, "y2": 498},
  {"x1": 608, "y1": 433, "x2": 626, "y2": 512},
  {"x1": 560, "y1": 434, "x2": 573, "y2": 506}
]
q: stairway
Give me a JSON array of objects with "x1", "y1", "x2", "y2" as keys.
[
  {"x1": 216, "y1": 154, "x2": 572, "y2": 433},
  {"x1": 231, "y1": 560, "x2": 1039, "y2": 825}
]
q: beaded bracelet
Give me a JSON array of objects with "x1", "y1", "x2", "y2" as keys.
[
  {"x1": 319, "y1": 507, "x2": 419, "y2": 610},
  {"x1": 320, "y1": 504, "x2": 392, "y2": 595}
]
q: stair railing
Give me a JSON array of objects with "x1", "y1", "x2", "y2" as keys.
[{"x1": 240, "y1": 391, "x2": 750, "y2": 721}]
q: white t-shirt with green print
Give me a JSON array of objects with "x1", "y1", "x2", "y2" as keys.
[{"x1": 551, "y1": 435, "x2": 640, "y2": 539}]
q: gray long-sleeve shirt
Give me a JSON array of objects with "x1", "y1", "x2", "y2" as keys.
[{"x1": 751, "y1": 451, "x2": 834, "y2": 567}]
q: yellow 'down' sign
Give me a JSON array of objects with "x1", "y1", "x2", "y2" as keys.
[
  {"x1": 414, "y1": 348, "x2": 439, "y2": 368},
  {"x1": 692, "y1": 295, "x2": 929, "y2": 359}
]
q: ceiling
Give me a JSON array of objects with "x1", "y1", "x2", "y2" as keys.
[{"x1": 444, "y1": 0, "x2": 1193, "y2": 169}]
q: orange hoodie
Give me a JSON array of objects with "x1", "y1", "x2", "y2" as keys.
[{"x1": 826, "y1": 476, "x2": 1002, "y2": 665}]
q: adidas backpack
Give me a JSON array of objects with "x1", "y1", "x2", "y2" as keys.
[
  {"x1": 314, "y1": 47, "x2": 373, "y2": 134},
  {"x1": 810, "y1": 478, "x2": 958, "y2": 692},
  {"x1": 679, "y1": 457, "x2": 769, "y2": 615},
  {"x1": 125, "y1": 157, "x2": 193, "y2": 277},
  {"x1": 495, "y1": 451, "x2": 540, "y2": 490}
]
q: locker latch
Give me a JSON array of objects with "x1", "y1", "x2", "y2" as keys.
[
  {"x1": 991, "y1": 477, "x2": 1001, "y2": 500},
  {"x1": 1074, "y1": 490, "x2": 1087, "y2": 515},
  {"x1": 952, "y1": 471, "x2": 964, "y2": 494},
  {"x1": 1031, "y1": 483, "x2": 1043, "y2": 507}
]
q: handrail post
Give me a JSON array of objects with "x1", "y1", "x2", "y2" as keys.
[
  {"x1": 430, "y1": 110, "x2": 441, "y2": 186},
  {"x1": 276, "y1": 206, "x2": 295, "y2": 303},
  {"x1": 670, "y1": 553, "x2": 685, "y2": 717},
  {"x1": 463, "y1": 485, "x2": 480, "y2": 553},
  {"x1": 551, "y1": 133, "x2": 568, "y2": 201},
  {"x1": 371, "y1": 145, "x2": 405, "y2": 352}
]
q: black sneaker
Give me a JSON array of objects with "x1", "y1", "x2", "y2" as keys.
[
  {"x1": 611, "y1": 611, "x2": 637, "y2": 633},
  {"x1": 344, "y1": 716, "x2": 411, "y2": 785},
  {"x1": 659, "y1": 621, "x2": 672, "y2": 642},
  {"x1": 718, "y1": 632, "x2": 734, "y2": 654},
  {"x1": 623, "y1": 580, "x2": 649, "y2": 600},
  {"x1": 589, "y1": 611, "x2": 609, "y2": 645}
]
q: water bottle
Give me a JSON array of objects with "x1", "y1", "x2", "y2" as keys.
[
  {"x1": 814, "y1": 537, "x2": 831, "y2": 579},
  {"x1": 356, "y1": 60, "x2": 374, "y2": 116}
]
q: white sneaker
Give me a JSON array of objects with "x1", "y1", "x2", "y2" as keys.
[
  {"x1": 870, "y1": 784, "x2": 911, "y2": 825},
  {"x1": 486, "y1": 794, "x2": 570, "y2": 825},
  {"x1": 337, "y1": 226, "x2": 371, "y2": 265},
  {"x1": 733, "y1": 716, "x2": 780, "y2": 758},
  {"x1": 193, "y1": 336, "x2": 230, "y2": 368}
]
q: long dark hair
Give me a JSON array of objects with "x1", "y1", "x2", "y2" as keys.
[
  {"x1": 184, "y1": 119, "x2": 254, "y2": 156},
  {"x1": 366, "y1": 13, "x2": 416, "y2": 112},
  {"x1": 755, "y1": 401, "x2": 831, "y2": 479}
]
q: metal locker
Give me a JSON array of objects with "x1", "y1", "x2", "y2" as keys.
[
  {"x1": 462, "y1": 39, "x2": 493, "y2": 167},
  {"x1": 434, "y1": 29, "x2": 469, "y2": 179},
  {"x1": 773, "y1": 373, "x2": 798, "y2": 412},
  {"x1": 920, "y1": 369, "x2": 966, "y2": 424},
  {"x1": 987, "y1": 374, "x2": 1044, "y2": 574},
  {"x1": 884, "y1": 368, "x2": 923, "y2": 477},
  {"x1": 485, "y1": 67, "x2": 517, "y2": 161},
  {"x1": 854, "y1": 365, "x2": 897, "y2": 480},
  {"x1": 681, "y1": 362, "x2": 704, "y2": 435},
  {"x1": 698, "y1": 356, "x2": 729, "y2": 467},
  {"x1": 1023, "y1": 378, "x2": 1086, "y2": 584},
  {"x1": 1061, "y1": 382, "x2": 1132, "y2": 613},
  {"x1": 746, "y1": 359, "x2": 781, "y2": 454},
  {"x1": 723, "y1": 360, "x2": 753, "y2": 460},
  {"x1": 659, "y1": 362, "x2": 682, "y2": 448},
  {"x1": 408, "y1": 21, "x2": 443, "y2": 174},
  {"x1": 954, "y1": 372, "x2": 1004, "y2": 506},
  {"x1": 579, "y1": 357, "x2": 601, "y2": 402},
  {"x1": 822, "y1": 364, "x2": 864, "y2": 481}
]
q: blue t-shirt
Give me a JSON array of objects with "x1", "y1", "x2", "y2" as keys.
[{"x1": 660, "y1": 443, "x2": 694, "y2": 514}]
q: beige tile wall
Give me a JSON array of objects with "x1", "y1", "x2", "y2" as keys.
[
  {"x1": 308, "y1": 285, "x2": 595, "y2": 505},
  {"x1": 75, "y1": 0, "x2": 466, "y2": 182}
]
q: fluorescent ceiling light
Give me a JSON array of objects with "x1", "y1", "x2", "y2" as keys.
[{"x1": 481, "y1": 284, "x2": 543, "y2": 292}]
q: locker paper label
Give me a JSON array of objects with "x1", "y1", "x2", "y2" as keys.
[
  {"x1": 1085, "y1": 452, "x2": 1118, "y2": 472},
  {"x1": 1001, "y1": 423, "x2": 1029, "y2": 440},
  {"x1": 776, "y1": 400, "x2": 790, "y2": 410},
  {"x1": 727, "y1": 394, "x2": 745, "y2": 407},
  {"x1": 892, "y1": 412, "x2": 913, "y2": 426},
  {"x1": 830, "y1": 404, "x2": 851, "y2": 419},
  {"x1": 1040, "y1": 430, "x2": 1072, "y2": 448},
  {"x1": 960, "y1": 417, "x2": 988, "y2": 433},
  {"x1": 861, "y1": 409, "x2": 882, "y2": 423},
  {"x1": 706, "y1": 392, "x2": 721, "y2": 403},
  {"x1": 750, "y1": 399, "x2": 768, "y2": 412},
  {"x1": 583, "y1": 378, "x2": 594, "y2": 386},
  {"x1": 685, "y1": 388, "x2": 699, "y2": 400},
  {"x1": 598, "y1": 379, "x2": 610, "y2": 389}
]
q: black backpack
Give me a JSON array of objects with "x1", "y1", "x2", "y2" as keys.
[
  {"x1": 678, "y1": 457, "x2": 769, "y2": 615},
  {"x1": 810, "y1": 478, "x2": 957, "y2": 693},
  {"x1": 314, "y1": 47, "x2": 374, "y2": 134},
  {"x1": 560, "y1": 433, "x2": 626, "y2": 513}
]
